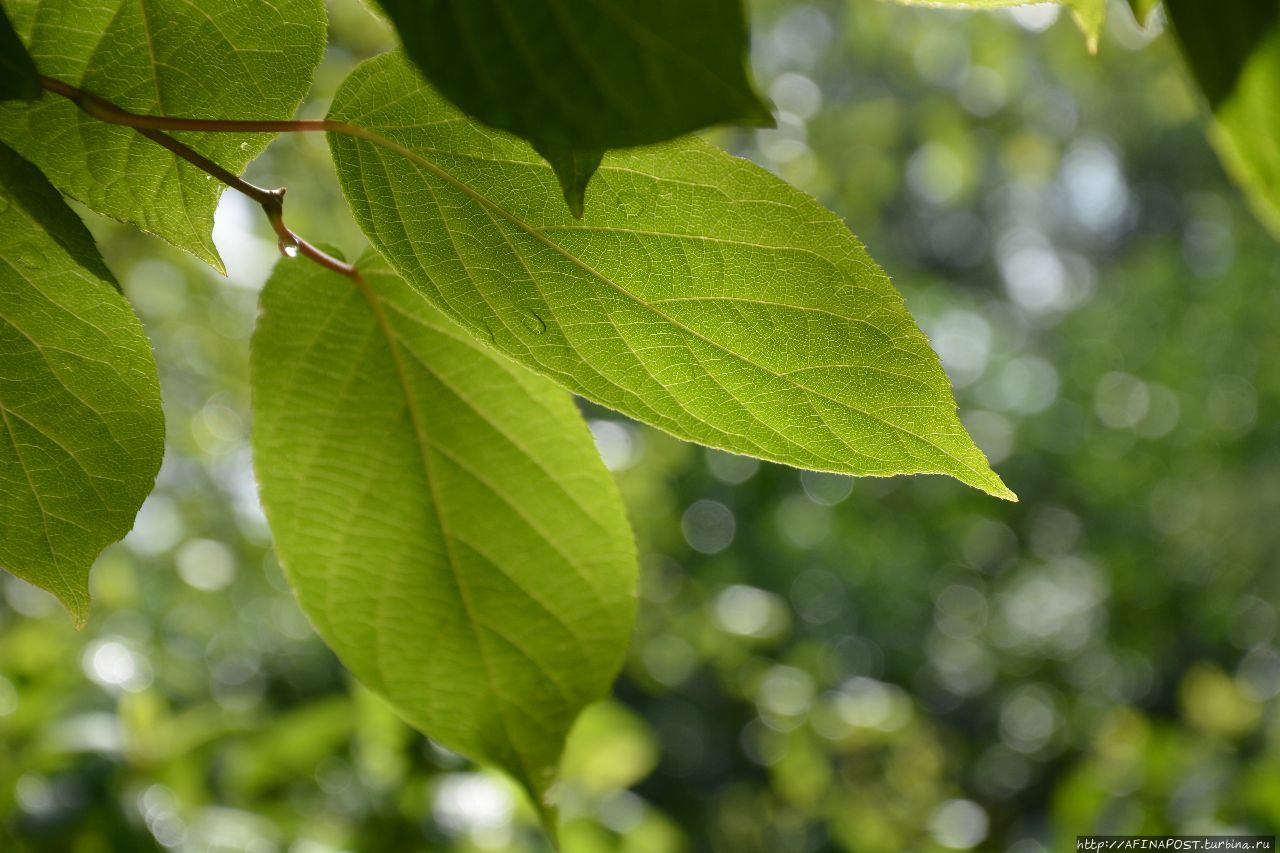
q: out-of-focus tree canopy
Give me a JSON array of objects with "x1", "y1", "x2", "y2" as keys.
[{"x1": 2, "y1": 1, "x2": 1279, "y2": 851}]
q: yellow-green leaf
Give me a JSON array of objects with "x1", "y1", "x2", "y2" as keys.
[
  {"x1": 1127, "y1": 0, "x2": 1159, "y2": 27},
  {"x1": 250, "y1": 250, "x2": 638, "y2": 830},
  {"x1": 327, "y1": 54, "x2": 1013, "y2": 500},
  {"x1": 0, "y1": 142, "x2": 164, "y2": 625}
]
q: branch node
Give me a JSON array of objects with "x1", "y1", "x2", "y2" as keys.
[{"x1": 37, "y1": 75, "x2": 362, "y2": 285}]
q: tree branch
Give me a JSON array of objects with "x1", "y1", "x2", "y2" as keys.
[{"x1": 38, "y1": 75, "x2": 362, "y2": 282}]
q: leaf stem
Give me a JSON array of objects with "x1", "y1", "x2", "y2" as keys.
[{"x1": 37, "y1": 75, "x2": 362, "y2": 282}]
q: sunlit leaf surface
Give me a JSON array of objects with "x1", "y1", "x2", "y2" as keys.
[
  {"x1": 0, "y1": 142, "x2": 163, "y2": 624},
  {"x1": 251, "y1": 250, "x2": 638, "y2": 825},
  {"x1": 328, "y1": 54, "x2": 1012, "y2": 499}
]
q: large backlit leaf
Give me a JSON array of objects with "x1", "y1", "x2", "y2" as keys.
[
  {"x1": 372, "y1": 0, "x2": 772, "y2": 214},
  {"x1": 1165, "y1": 0, "x2": 1280, "y2": 237},
  {"x1": 0, "y1": 142, "x2": 164, "y2": 625},
  {"x1": 251, "y1": 250, "x2": 638, "y2": 827},
  {"x1": 0, "y1": 0, "x2": 325, "y2": 270},
  {"x1": 328, "y1": 54, "x2": 1013, "y2": 500},
  {"x1": 0, "y1": 4, "x2": 38, "y2": 101}
]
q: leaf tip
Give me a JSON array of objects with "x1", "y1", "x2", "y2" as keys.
[
  {"x1": 197, "y1": 242, "x2": 227, "y2": 277},
  {"x1": 950, "y1": 455, "x2": 1018, "y2": 501},
  {"x1": 1069, "y1": 2, "x2": 1105, "y2": 54},
  {"x1": 963, "y1": 465, "x2": 1018, "y2": 502},
  {"x1": 516, "y1": 774, "x2": 562, "y2": 849},
  {"x1": 991, "y1": 480, "x2": 1019, "y2": 503},
  {"x1": 58, "y1": 588, "x2": 91, "y2": 630},
  {"x1": 939, "y1": 467, "x2": 1017, "y2": 502},
  {"x1": 566, "y1": 188, "x2": 586, "y2": 220},
  {"x1": 532, "y1": 141, "x2": 602, "y2": 219}
]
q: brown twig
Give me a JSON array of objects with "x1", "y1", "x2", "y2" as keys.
[{"x1": 38, "y1": 75, "x2": 362, "y2": 282}]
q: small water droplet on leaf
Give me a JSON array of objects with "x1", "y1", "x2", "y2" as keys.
[
  {"x1": 463, "y1": 319, "x2": 495, "y2": 344},
  {"x1": 615, "y1": 190, "x2": 644, "y2": 217},
  {"x1": 15, "y1": 244, "x2": 45, "y2": 269},
  {"x1": 520, "y1": 310, "x2": 547, "y2": 335}
]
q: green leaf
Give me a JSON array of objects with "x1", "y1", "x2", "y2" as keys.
[
  {"x1": 0, "y1": 0, "x2": 326, "y2": 270},
  {"x1": 0, "y1": 5, "x2": 38, "y2": 101},
  {"x1": 1126, "y1": 0, "x2": 1159, "y2": 27},
  {"x1": 1165, "y1": 0, "x2": 1280, "y2": 237},
  {"x1": 327, "y1": 54, "x2": 1014, "y2": 500},
  {"x1": 0, "y1": 142, "x2": 164, "y2": 626},
  {"x1": 1069, "y1": 0, "x2": 1106, "y2": 52},
  {"x1": 371, "y1": 0, "x2": 772, "y2": 213},
  {"x1": 250, "y1": 249, "x2": 638, "y2": 828},
  {"x1": 889, "y1": 0, "x2": 1107, "y2": 53}
]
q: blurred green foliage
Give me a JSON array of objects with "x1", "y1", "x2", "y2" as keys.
[{"x1": 3, "y1": 1, "x2": 1279, "y2": 851}]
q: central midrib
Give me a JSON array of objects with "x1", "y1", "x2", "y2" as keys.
[{"x1": 348, "y1": 270, "x2": 548, "y2": 801}]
